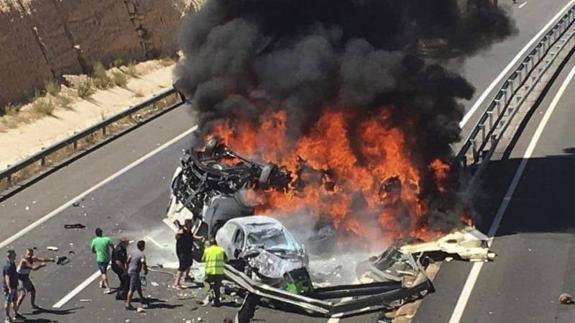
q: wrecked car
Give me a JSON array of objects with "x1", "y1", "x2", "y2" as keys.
[{"x1": 216, "y1": 216, "x2": 311, "y2": 292}]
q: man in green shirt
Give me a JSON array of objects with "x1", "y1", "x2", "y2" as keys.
[{"x1": 90, "y1": 228, "x2": 114, "y2": 294}]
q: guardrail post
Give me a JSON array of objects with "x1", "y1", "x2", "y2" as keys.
[
  {"x1": 40, "y1": 156, "x2": 46, "y2": 167},
  {"x1": 471, "y1": 139, "x2": 478, "y2": 164},
  {"x1": 479, "y1": 124, "x2": 486, "y2": 143},
  {"x1": 102, "y1": 126, "x2": 107, "y2": 136},
  {"x1": 487, "y1": 111, "x2": 494, "y2": 129}
]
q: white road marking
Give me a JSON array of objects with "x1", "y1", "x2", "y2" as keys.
[
  {"x1": 459, "y1": 0, "x2": 575, "y2": 127},
  {"x1": 449, "y1": 65, "x2": 575, "y2": 323},
  {"x1": 0, "y1": 125, "x2": 198, "y2": 250},
  {"x1": 52, "y1": 270, "x2": 101, "y2": 308},
  {"x1": 519, "y1": 2, "x2": 528, "y2": 9}
]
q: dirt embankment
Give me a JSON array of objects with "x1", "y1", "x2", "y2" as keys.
[{"x1": 0, "y1": 0, "x2": 203, "y2": 107}]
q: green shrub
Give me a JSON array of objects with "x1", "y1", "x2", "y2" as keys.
[
  {"x1": 111, "y1": 71, "x2": 128, "y2": 88},
  {"x1": 77, "y1": 80, "x2": 96, "y2": 98}
]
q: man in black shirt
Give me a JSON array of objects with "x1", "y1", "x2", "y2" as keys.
[
  {"x1": 3, "y1": 250, "x2": 19, "y2": 323},
  {"x1": 111, "y1": 239, "x2": 129, "y2": 300},
  {"x1": 172, "y1": 219, "x2": 196, "y2": 289}
]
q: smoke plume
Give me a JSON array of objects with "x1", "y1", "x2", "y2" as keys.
[{"x1": 174, "y1": 0, "x2": 515, "y2": 245}]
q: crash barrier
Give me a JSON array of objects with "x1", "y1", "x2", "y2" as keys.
[
  {"x1": 0, "y1": 88, "x2": 184, "y2": 197},
  {"x1": 457, "y1": 6, "x2": 575, "y2": 176},
  {"x1": 224, "y1": 264, "x2": 434, "y2": 318}
]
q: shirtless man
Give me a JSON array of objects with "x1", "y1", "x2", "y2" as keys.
[{"x1": 15, "y1": 248, "x2": 54, "y2": 311}]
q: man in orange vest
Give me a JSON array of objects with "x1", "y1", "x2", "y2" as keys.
[{"x1": 202, "y1": 238, "x2": 226, "y2": 307}]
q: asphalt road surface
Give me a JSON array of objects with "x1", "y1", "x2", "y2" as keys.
[
  {"x1": 414, "y1": 48, "x2": 575, "y2": 323},
  {"x1": 1, "y1": 2, "x2": 574, "y2": 322}
]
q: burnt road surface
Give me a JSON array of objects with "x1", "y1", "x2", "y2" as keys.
[{"x1": 1, "y1": 1, "x2": 573, "y2": 322}]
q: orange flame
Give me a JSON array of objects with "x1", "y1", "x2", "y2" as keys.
[{"x1": 210, "y1": 105, "x2": 453, "y2": 245}]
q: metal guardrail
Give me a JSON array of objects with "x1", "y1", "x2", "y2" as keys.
[
  {"x1": 0, "y1": 87, "x2": 184, "y2": 192},
  {"x1": 457, "y1": 6, "x2": 575, "y2": 174}
]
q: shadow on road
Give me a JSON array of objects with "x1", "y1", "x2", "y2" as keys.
[{"x1": 472, "y1": 147, "x2": 575, "y2": 237}]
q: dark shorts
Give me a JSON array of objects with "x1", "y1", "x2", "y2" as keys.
[
  {"x1": 97, "y1": 261, "x2": 108, "y2": 274},
  {"x1": 3, "y1": 288, "x2": 16, "y2": 303},
  {"x1": 18, "y1": 275, "x2": 35, "y2": 293},
  {"x1": 128, "y1": 272, "x2": 141, "y2": 292},
  {"x1": 177, "y1": 252, "x2": 193, "y2": 271}
]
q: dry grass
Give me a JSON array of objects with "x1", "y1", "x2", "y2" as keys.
[
  {"x1": 32, "y1": 97, "x2": 55, "y2": 116},
  {"x1": 123, "y1": 61, "x2": 140, "y2": 78},
  {"x1": 77, "y1": 80, "x2": 96, "y2": 98},
  {"x1": 111, "y1": 71, "x2": 128, "y2": 88},
  {"x1": 158, "y1": 57, "x2": 176, "y2": 67},
  {"x1": 133, "y1": 89, "x2": 145, "y2": 97},
  {"x1": 44, "y1": 80, "x2": 61, "y2": 96},
  {"x1": 56, "y1": 94, "x2": 74, "y2": 110},
  {"x1": 92, "y1": 62, "x2": 113, "y2": 89}
]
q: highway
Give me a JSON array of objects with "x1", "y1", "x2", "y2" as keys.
[
  {"x1": 0, "y1": 1, "x2": 574, "y2": 322},
  {"x1": 414, "y1": 51, "x2": 575, "y2": 323}
]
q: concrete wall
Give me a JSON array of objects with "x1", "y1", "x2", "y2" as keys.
[{"x1": 0, "y1": 0, "x2": 199, "y2": 106}]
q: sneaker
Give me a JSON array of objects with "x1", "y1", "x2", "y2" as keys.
[
  {"x1": 104, "y1": 288, "x2": 113, "y2": 294},
  {"x1": 4, "y1": 317, "x2": 13, "y2": 323},
  {"x1": 14, "y1": 313, "x2": 25, "y2": 320},
  {"x1": 125, "y1": 304, "x2": 136, "y2": 311}
]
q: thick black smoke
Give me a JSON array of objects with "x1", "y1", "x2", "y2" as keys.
[{"x1": 174, "y1": 0, "x2": 515, "y2": 234}]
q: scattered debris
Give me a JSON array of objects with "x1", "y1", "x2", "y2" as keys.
[
  {"x1": 79, "y1": 299, "x2": 92, "y2": 302},
  {"x1": 64, "y1": 223, "x2": 86, "y2": 229},
  {"x1": 46, "y1": 246, "x2": 59, "y2": 251},
  {"x1": 559, "y1": 293, "x2": 574, "y2": 304},
  {"x1": 399, "y1": 227, "x2": 496, "y2": 262},
  {"x1": 136, "y1": 307, "x2": 146, "y2": 313},
  {"x1": 150, "y1": 282, "x2": 159, "y2": 287}
]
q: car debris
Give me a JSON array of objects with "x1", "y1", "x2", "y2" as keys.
[
  {"x1": 398, "y1": 227, "x2": 496, "y2": 262},
  {"x1": 64, "y1": 223, "x2": 86, "y2": 229}
]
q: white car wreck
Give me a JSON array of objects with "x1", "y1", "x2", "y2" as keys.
[{"x1": 216, "y1": 216, "x2": 310, "y2": 288}]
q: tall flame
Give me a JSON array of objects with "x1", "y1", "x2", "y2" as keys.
[{"x1": 211, "y1": 105, "x2": 451, "y2": 245}]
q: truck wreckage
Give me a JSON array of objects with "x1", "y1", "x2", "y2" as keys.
[{"x1": 165, "y1": 140, "x2": 495, "y2": 321}]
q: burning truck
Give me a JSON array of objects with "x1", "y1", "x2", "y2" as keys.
[
  {"x1": 165, "y1": 138, "x2": 495, "y2": 320},
  {"x1": 165, "y1": 0, "x2": 514, "y2": 320}
]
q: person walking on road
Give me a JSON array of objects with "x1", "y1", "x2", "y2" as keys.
[
  {"x1": 3, "y1": 250, "x2": 18, "y2": 323},
  {"x1": 111, "y1": 238, "x2": 129, "y2": 300},
  {"x1": 15, "y1": 248, "x2": 55, "y2": 311},
  {"x1": 202, "y1": 238, "x2": 226, "y2": 307},
  {"x1": 125, "y1": 240, "x2": 148, "y2": 310},
  {"x1": 173, "y1": 219, "x2": 197, "y2": 289},
  {"x1": 90, "y1": 228, "x2": 114, "y2": 294}
]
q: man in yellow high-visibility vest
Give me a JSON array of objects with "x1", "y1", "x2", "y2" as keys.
[{"x1": 202, "y1": 238, "x2": 226, "y2": 307}]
